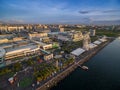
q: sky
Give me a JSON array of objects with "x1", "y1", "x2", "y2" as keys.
[{"x1": 0, "y1": 0, "x2": 120, "y2": 24}]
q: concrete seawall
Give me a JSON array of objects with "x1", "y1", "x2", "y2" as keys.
[{"x1": 36, "y1": 39, "x2": 113, "y2": 90}]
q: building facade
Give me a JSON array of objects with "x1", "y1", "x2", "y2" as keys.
[
  {"x1": 29, "y1": 33, "x2": 48, "y2": 40},
  {"x1": 83, "y1": 32, "x2": 91, "y2": 51},
  {"x1": 44, "y1": 53, "x2": 53, "y2": 61},
  {"x1": 89, "y1": 29, "x2": 96, "y2": 36},
  {"x1": 0, "y1": 48, "x2": 6, "y2": 67}
]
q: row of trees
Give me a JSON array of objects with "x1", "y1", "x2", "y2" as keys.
[
  {"x1": 96, "y1": 30, "x2": 120, "y2": 37},
  {"x1": 61, "y1": 58, "x2": 74, "y2": 68},
  {"x1": 61, "y1": 41, "x2": 83, "y2": 53},
  {"x1": 0, "y1": 67, "x2": 11, "y2": 76},
  {"x1": 0, "y1": 62, "x2": 22, "y2": 76},
  {"x1": 91, "y1": 36, "x2": 98, "y2": 42},
  {"x1": 0, "y1": 56, "x2": 40, "y2": 76},
  {"x1": 33, "y1": 63, "x2": 58, "y2": 82}
]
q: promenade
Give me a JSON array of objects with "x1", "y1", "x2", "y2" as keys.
[{"x1": 36, "y1": 39, "x2": 113, "y2": 90}]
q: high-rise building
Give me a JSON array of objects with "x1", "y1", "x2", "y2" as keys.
[
  {"x1": 89, "y1": 29, "x2": 96, "y2": 36},
  {"x1": 83, "y1": 32, "x2": 91, "y2": 51}
]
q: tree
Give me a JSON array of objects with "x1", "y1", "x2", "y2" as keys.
[{"x1": 13, "y1": 62, "x2": 22, "y2": 72}]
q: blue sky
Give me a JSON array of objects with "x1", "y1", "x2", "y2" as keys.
[{"x1": 0, "y1": 0, "x2": 120, "y2": 24}]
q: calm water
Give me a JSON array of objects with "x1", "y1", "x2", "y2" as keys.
[{"x1": 51, "y1": 39, "x2": 120, "y2": 90}]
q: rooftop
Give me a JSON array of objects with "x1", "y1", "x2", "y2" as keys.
[
  {"x1": 89, "y1": 43, "x2": 97, "y2": 49},
  {"x1": 71, "y1": 48, "x2": 85, "y2": 56},
  {"x1": 0, "y1": 48, "x2": 6, "y2": 57},
  {"x1": 93, "y1": 40, "x2": 102, "y2": 45},
  {"x1": 5, "y1": 45, "x2": 38, "y2": 55}
]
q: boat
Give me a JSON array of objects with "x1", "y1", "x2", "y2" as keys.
[
  {"x1": 80, "y1": 65, "x2": 89, "y2": 70},
  {"x1": 118, "y1": 37, "x2": 120, "y2": 39},
  {"x1": 77, "y1": 64, "x2": 89, "y2": 70}
]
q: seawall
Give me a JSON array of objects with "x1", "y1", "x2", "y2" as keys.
[{"x1": 36, "y1": 39, "x2": 113, "y2": 90}]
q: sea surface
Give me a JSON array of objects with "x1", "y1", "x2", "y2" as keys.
[{"x1": 51, "y1": 38, "x2": 120, "y2": 90}]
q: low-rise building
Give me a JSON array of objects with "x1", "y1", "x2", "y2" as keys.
[
  {"x1": 60, "y1": 28, "x2": 64, "y2": 32},
  {"x1": 44, "y1": 53, "x2": 53, "y2": 61},
  {"x1": 0, "y1": 48, "x2": 5, "y2": 63},
  {"x1": 93, "y1": 40, "x2": 102, "y2": 45},
  {"x1": 29, "y1": 33, "x2": 48, "y2": 40},
  {"x1": 0, "y1": 39, "x2": 9, "y2": 44},
  {"x1": 54, "y1": 55, "x2": 62, "y2": 59},
  {"x1": 41, "y1": 37, "x2": 51, "y2": 43},
  {"x1": 42, "y1": 44, "x2": 52, "y2": 50},
  {"x1": 71, "y1": 48, "x2": 85, "y2": 56},
  {"x1": 8, "y1": 26, "x2": 24, "y2": 31},
  {"x1": 5, "y1": 45, "x2": 40, "y2": 61},
  {"x1": 57, "y1": 31, "x2": 83, "y2": 42},
  {"x1": 57, "y1": 35, "x2": 69, "y2": 41},
  {"x1": 69, "y1": 31, "x2": 83, "y2": 41},
  {"x1": 89, "y1": 43, "x2": 97, "y2": 49},
  {"x1": 13, "y1": 37, "x2": 23, "y2": 42},
  {"x1": 32, "y1": 40, "x2": 52, "y2": 50}
]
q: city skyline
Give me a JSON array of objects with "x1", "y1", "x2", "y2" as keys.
[{"x1": 0, "y1": 0, "x2": 120, "y2": 24}]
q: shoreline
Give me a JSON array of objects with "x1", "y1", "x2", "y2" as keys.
[{"x1": 36, "y1": 39, "x2": 114, "y2": 90}]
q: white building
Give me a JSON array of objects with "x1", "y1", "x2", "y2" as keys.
[
  {"x1": 99, "y1": 36, "x2": 107, "y2": 42},
  {"x1": 57, "y1": 31, "x2": 83, "y2": 42},
  {"x1": 0, "y1": 39, "x2": 9, "y2": 44},
  {"x1": 57, "y1": 35, "x2": 69, "y2": 41},
  {"x1": 89, "y1": 29, "x2": 96, "y2": 36},
  {"x1": 83, "y1": 32, "x2": 91, "y2": 51},
  {"x1": 69, "y1": 31, "x2": 83, "y2": 41},
  {"x1": 5, "y1": 45, "x2": 40, "y2": 60},
  {"x1": 0, "y1": 48, "x2": 6, "y2": 63},
  {"x1": 44, "y1": 53, "x2": 53, "y2": 61},
  {"x1": 7, "y1": 26, "x2": 24, "y2": 31},
  {"x1": 71, "y1": 48, "x2": 85, "y2": 56},
  {"x1": 89, "y1": 43, "x2": 97, "y2": 49},
  {"x1": 32, "y1": 40, "x2": 52, "y2": 50},
  {"x1": 93, "y1": 40, "x2": 102, "y2": 45},
  {"x1": 29, "y1": 33, "x2": 48, "y2": 40}
]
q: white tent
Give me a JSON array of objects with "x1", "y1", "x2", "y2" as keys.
[
  {"x1": 93, "y1": 40, "x2": 102, "y2": 45},
  {"x1": 99, "y1": 38, "x2": 107, "y2": 42},
  {"x1": 71, "y1": 48, "x2": 85, "y2": 56},
  {"x1": 89, "y1": 43, "x2": 97, "y2": 49}
]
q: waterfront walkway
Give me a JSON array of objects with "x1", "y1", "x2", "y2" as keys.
[{"x1": 36, "y1": 39, "x2": 112, "y2": 90}]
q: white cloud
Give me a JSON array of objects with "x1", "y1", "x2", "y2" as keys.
[{"x1": 0, "y1": 19, "x2": 24, "y2": 23}]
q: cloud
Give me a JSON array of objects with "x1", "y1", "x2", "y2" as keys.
[
  {"x1": 79, "y1": 9, "x2": 120, "y2": 14},
  {"x1": 0, "y1": 19, "x2": 24, "y2": 24},
  {"x1": 1, "y1": 0, "x2": 120, "y2": 24},
  {"x1": 102, "y1": 9, "x2": 120, "y2": 13},
  {"x1": 79, "y1": 11, "x2": 90, "y2": 14},
  {"x1": 10, "y1": 19, "x2": 24, "y2": 23},
  {"x1": 78, "y1": 10, "x2": 101, "y2": 15}
]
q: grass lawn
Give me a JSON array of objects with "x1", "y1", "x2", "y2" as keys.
[{"x1": 19, "y1": 77, "x2": 33, "y2": 88}]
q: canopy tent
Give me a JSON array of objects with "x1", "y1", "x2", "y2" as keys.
[
  {"x1": 93, "y1": 40, "x2": 102, "y2": 45},
  {"x1": 71, "y1": 48, "x2": 85, "y2": 56},
  {"x1": 89, "y1": 43, "x2": 97, "y2": 49}
]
